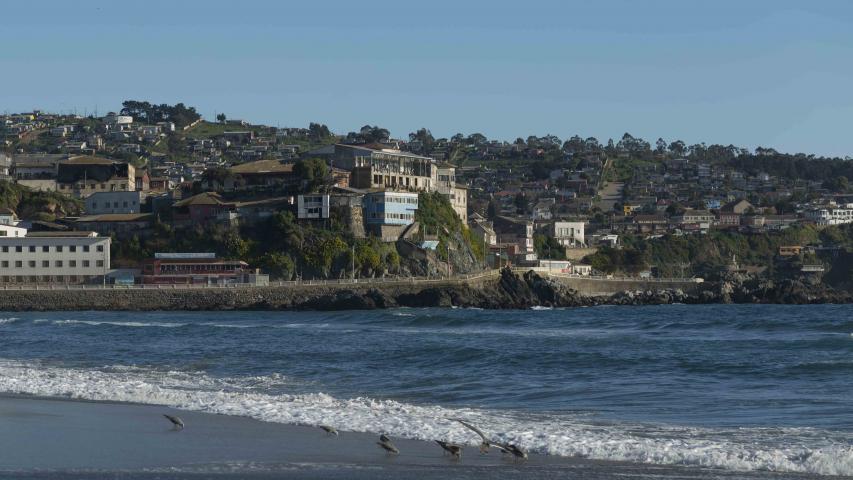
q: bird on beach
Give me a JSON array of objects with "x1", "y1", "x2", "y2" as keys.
[
  {"x1": 163, "y1": 414, "x2": 185, "y2": 430},
  {"x1": 319, "y1": 425, "x2": 339, "y2": 436},
  {"x1": 504, "y1": 444, "x2": 528, "y2": 461},
  {"x1": 377, "y1": 434, "x2": 400, "y2": 454},
  {"x1": 451, "y1": 418, "x2": 500, "y2": 454},
  {"x1": 435, "y1": 440, "x2": 463, "y2": 459}
]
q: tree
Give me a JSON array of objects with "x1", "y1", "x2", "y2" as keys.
[
  {"x1": 260, "y1": 252, "x2": 295, "y2": 279},
  {"x1": 668, "y1": 140, "x2": 686, "y2": 157},
  {"x1": 655, "y1": 138, "x2": 667, "y2": 154},
  {"x1": 308, "y1": 122, "x2": 331, "y2": 140},
  {"x1": 486, "y1": 200, "x2": 498, "y2": 220},
  {"x1": 823, "y1": 176, "x2": 849, "y2": 193},
  {"x1": 408, "y1": 128, "x2": 435, "y2": 154},
  {"x1": 294, "y1": 158, "x2": 329, "y2": 190},
  {"x1": 216, "y1": 113, "x2": 226, "y2": 123}
]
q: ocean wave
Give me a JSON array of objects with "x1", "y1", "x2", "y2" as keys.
[
  {"x1": 0, "y1": 317, "x2": 20, "y2": 325},
  {"x1": 0, "y1": 359, "x2": 849, "y2": 476},
  {"x1": 49, "y1": 319, "x2": 188, "y2": 328}
]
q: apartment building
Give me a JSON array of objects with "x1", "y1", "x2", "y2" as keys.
[
  {"x1": 0, "y1": 231, "x2": 111, "y2": 284},
  {"x1": 330, "y1": 144, "x2": 435, "y2": 191}
]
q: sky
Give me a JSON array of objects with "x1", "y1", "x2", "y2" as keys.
[{"x1": 2, "y1": 0, "x2": 853, "y2": 157}]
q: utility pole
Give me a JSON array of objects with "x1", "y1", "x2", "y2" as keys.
[{"x1": 351, "y1": 244, "x2": 355, "y2": 281}]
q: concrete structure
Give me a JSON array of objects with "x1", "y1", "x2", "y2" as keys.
[
  {"x1": 85, "y1": 191, "x2": 144, "y2": 215},
  {"x1": 225, "y1": 160, "x2": 297, "y2": 191},
  {"x1": 330, "y1": 144, "x2": 434, "y2": 191},
  {"x1": 364, "y1": 191, "x2": 418, "y2": 226},
  {"x1": 549, "y1": 221, "x2": 585, "y2": 247},
  {"x1": 0, "y1": 231, "x2": 110, "y2": 284},
  {"x1": 56, "y1": 156, "x2": 136, "y2": 198},
  {"x1": 297, "y1": 194, "x2": 330, "y2": 219},
  {"x1": 435, "y1": 164, "x2": 467, "y2": 224}
]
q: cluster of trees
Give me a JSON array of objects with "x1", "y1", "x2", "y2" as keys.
[
  {"x1": 344, "y1": 125, "x2": 390, "y2": 144},
  {"x1": 120, "y1": 100, "x2": 201, "y2": 128}
]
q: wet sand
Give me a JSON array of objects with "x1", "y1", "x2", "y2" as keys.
[{"x1": 0, "y1": 395, "x2": 843, "y2": 479}]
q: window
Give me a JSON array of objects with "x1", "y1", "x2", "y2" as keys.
[
  {"x1": 42, "y1": 261, "x2": 49, "y2": 268},
  {"x1": 15, "y1": 246, "x2": 21, "y2": 252},
  {"x1": 1, "y1": 261, "x2": 7, "y2": 268},
  {"x1": 42, "y1": 246, "x2": 49, "y2": 252},
  {"x1": 70, "y1": 245, "x2": 76, "y2": 252},
  {"x1": 15, "y1": 261, "x2": 22, "y2": 268},
  {"x1": 1, "y1": 246, "x2": 7, "y2": 252},
  {"x1": 96, "y1": 260, "x2": 104, "y2": 267},
  {"x1": 56, "y1": 245, "x2": 63, "y2": 253},
  {"x1": 83, "y1": 246, "x2": 90, "y2": 252},
  {"x1": 28, "y1": 246, "x2": 35, "y2": 252},
  {"x1": 92, "y1": 202, "x2": 97, "y2": 209},
  {"x1": 83, "y1": 260, "x2": 90, "y2": 267},
  {"x1": 70, "y1": 260, "x2": 77, "y2": 267},
  {"x1": 96, "y1": 245, "x2": 104, "y2": 252},
  {"x1": 28, "y1": 261, "x2": 36, "y2": 268},
  {"x1": 55, "y1": 261, "x2": 63, "y2": 267}
]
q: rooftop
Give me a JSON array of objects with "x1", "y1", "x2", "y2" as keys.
[
  {"x1": 229, "y1": 159, "x2": 294, "y2": 175},
  {"x1": 25, "y1": 231, "x2": 99, "y2": 238}
]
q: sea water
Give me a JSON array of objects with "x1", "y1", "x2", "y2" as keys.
[{"x1": 0, "y1": 304, "x2": 851, "y2": 476}]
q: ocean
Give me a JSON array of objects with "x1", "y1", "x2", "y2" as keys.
[{"x1": 0, "y1": 304, "x2": 851, "y2": 477}]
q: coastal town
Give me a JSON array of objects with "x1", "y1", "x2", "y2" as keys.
[{"x1": 1, "y1": 102, "x2": 851, "y2": 287}]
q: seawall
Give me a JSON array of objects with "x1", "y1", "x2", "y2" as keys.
[{"x1": 0, "y1": 270, "x2": 711, "y2": 312}]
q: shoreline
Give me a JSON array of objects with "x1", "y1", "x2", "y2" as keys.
[
  {"x1": 0, "y1": 269, "x2": 849, "y2": 312},
  {"x1": 0, "y1": 395, "x2": 837, "y2": 479}
]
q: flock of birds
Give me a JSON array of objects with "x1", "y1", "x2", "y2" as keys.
[{"x1": 161, "y1": 414, "x2": 528, "y2": 462}]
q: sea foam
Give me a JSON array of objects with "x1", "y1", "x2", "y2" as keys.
[{"x1": 0, "y1": 359, "x2": 850, "y2": 476}]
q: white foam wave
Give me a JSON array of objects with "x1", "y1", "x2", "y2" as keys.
[
  {"x1": 0, "y1": 317, "x2": 20, "y2": 325},
  {"x1": 50, "y1": 319, "x2": 187, "y2": 328},
  {"x1": 0, "y1": 359, "x2": 850, "y2": 476}
]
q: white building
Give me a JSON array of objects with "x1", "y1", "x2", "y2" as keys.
[
  {"x1": 297, "y1": 194, "x2": 330, "y2": 219},
  {"x1": 0, "y1": 231, "x2": 111, "y2": 284},
  {"x1": 0, "y1": 207, "x2": 18, "y2": 226},
  {"x1": 0, "y1": 224, "x2": 27, "y2": 238},
  {"x1": 85, "y1": 191, "x2": 144, "y2": 215},
  {"x1": 435, "y1": 164, "x2": 468, "y2": 224},
  {"x1": 805, "y1": 208, "x2": 853, "y2": 226},
  {"x1": 550, "y1": 221, "x2": 585, "y2": 247}
]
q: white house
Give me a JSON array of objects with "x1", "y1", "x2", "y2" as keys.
[
  {"x1": 550, "y1": 221, "x2": 585, "y2": 247},
  {"x1": 297, "y1": 194, "x2": 330, "y2": 219}
]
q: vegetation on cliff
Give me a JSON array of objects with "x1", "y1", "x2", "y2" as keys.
[{"x1": 0, "y1": 180, "x2": 82, "y2": 220}]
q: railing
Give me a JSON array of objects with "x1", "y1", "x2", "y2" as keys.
[{"x1": 0, "y1": 269, "x2": 700, "y2": 291}]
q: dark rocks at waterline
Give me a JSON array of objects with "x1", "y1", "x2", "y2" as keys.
[{"x1": 0, "y1": 269, "x2": 850, "y2": 311}]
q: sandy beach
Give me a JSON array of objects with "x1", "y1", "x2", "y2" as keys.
[{"x1": 0, "y1": 395, "x2": 842, "y2": 480}]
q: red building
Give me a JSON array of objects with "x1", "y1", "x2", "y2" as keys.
[{"x1": 142, "y1": 253, "x2": 249, "y2": 285}]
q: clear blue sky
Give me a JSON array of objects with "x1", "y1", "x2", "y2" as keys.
[{"x1": 2, "y1": 0, "x2": 852, "y2": 156}]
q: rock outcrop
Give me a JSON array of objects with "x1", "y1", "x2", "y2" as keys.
[{"x1": 0, "y1": 269, "x2": 849, "y2": 312}]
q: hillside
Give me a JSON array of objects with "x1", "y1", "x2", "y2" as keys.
[{"x1": 0, "y1": 180, "x2": 82, "y2": 221}]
